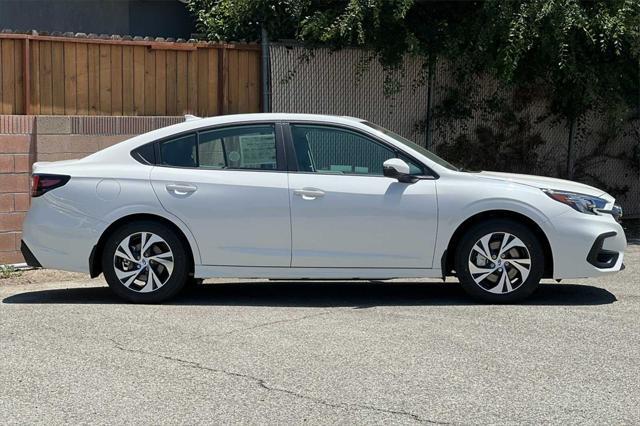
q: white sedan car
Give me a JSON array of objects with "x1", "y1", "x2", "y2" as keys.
[{"x1": 21, "y1": 114, "x2": 626, "y2": 303}]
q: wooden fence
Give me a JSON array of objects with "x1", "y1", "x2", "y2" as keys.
[{"x1": 0, "y1": 34, "x2": 261, "y2": 116}]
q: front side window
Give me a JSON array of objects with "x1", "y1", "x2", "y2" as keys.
[
  {"x1": 290, "y1": 125, "x2": 396, "y2": 176},
  {"x1": 290, "y1": 125, "x2": 426, "y2": 176},
  {"x1": 199, "y1": 125, "x2": 277, "y2": 170},
  {"x1": 157, "y1": 125, "x2": 277, "y2": 170}
]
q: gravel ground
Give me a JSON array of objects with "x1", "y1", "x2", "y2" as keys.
[{"x1": 1, "y1": 245, "x2": 639, "y2": 425}]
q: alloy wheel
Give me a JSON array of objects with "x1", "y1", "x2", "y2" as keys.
[
  {"x1": 467, "y1": 232, "x2": 531, "y2": 294},
  {"x1": 113, "y1": 232, "x2": 174, "y2": 293}
]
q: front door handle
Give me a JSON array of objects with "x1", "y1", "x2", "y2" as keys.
[
  {"x1": 294, "y1": 188, "x2": 325, "y2": 200},
  {"x1": 166, "y1": 183, "x2": 198, "y2": 195}
]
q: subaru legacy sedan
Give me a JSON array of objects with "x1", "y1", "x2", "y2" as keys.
[{"x1": 21, "y1": 114, "x2": 626, "y2": 303}]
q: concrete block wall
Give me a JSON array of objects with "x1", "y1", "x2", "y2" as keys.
[{"x1": 0, "y1": 115, "x2": 184, "y2": 265}]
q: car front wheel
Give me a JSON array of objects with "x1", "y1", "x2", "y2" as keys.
[
  {"x1": 454, "y1": 219, "x2": 545, "y2": 303},
  {"x1": 102, "y1": 220, "x2": 189, "y2": 303}
]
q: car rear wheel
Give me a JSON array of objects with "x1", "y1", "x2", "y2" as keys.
[
  {"x1": 454, "y1": 219, "x2": 544, "y2": 303},
  {"x1": 102, "y1": 220, "x2": 189, "y2": 303}
]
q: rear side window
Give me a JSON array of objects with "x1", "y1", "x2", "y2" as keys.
[
  {"x1": 198, "y1": 125, "x2": 277, "y2": 170},
  {"x1": 131, "y1": 143, "x2": 156, "y2": 164},
  {"x1": 159, "y1": 134, "x2": 197, "y2": 167},
  {"x1": 155, "y1": 125, "x2": 278, "y2": 170}
]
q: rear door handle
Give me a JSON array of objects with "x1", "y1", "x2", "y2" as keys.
[
  {"x1": 166, "y1": 183, "x2": 198, "y2": 195},
  {"x1": 293, "y1": 188, "x2": 325, "y2": 200}
]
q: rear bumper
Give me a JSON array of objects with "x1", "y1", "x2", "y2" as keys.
[
  {"x1": 22, "y1": 195, "x2": 105, "y2": 273},
  {"x1": 20, "y1": 241, "x2": 42, "y2": 268}
]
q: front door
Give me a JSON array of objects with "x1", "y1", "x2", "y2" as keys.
[
  {"x1": 286, "y1": 124, "x2": 438, "y2": 269},
  {"x1": 150, "y1": 124, "x2": 291, "y2": 266}
]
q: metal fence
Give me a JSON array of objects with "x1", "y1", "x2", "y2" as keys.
[
  {"x1": 270, "y1": 44, "x2": 428, "y2": 143},
  {"x1": 270, "y1": 44, "x2": 640, "y2": 217}
]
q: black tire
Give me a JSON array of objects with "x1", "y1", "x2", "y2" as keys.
[
  {"x1": 454, "y1": 219, "x2": 544, "y2": 303},
  {"x1": 102, "y1": 220, "x2": 190, "y2": 303}
]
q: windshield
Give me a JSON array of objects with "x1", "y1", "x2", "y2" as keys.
[{"x1": 363, "y1": 121, "x2": 459, "y2": 171}]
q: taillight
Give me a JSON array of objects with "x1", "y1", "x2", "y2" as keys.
[{"x1": 31, "y1": 174, "x2": 70, "y2": 197}]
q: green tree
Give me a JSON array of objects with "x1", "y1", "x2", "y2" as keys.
[
  {"x1": 188, "y1": 0, "x2": 310, "y2": 42},
  {"x1": 479, "y1": 0, "x2": 640, "y2": 121},
  {"x1": 188, "y1": 0, "x2": 640, "y2": 122}
]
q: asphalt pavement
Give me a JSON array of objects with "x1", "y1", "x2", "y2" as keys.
[{"x1": 1, "y1": 245, "x2": 639, "y2": 425}]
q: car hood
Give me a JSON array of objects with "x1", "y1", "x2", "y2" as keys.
[{"x1": 475, "y1": 171, "x2": 613, "y2": 202}]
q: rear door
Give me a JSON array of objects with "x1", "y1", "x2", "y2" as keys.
[{"x1": 150, "y1": 123, "x2": 292, "y2": 266}]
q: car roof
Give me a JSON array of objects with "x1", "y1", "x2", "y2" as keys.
[
  {"x1": 84, "y1": 113, "x2": 368, "y2": 162},
  {"x1": 186, "y1": 113, "x2": 365, "y2": 125}
]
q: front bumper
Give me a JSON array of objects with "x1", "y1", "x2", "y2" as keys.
[
  {"x1": 545, "y1": 212, "x2": 626, "y2": 279},
  {"x1": 586, "y1": 231, "x2": 620, "y2": 269}
]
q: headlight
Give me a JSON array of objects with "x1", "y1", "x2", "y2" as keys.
[{"x1": 542, "y1": 189, "x2": 608, "y2": 215}]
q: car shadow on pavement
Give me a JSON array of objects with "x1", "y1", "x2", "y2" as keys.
[{"x1": 2, "y1": 281, "x2": 617, "y2": 306}]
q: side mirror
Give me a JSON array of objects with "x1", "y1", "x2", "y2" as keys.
[{"x1": 383, "y1": 158, "x2": 417, "y2": 183}]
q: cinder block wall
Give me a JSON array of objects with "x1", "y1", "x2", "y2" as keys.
[
  {"x1": 0, "y1": 115, "x2": 185, "y2": 264},
  {"x1": 0, "y1": 116, "x2": 34, "y2": 264}
]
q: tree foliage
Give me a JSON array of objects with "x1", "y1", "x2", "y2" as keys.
[
  {"x1": 188, "y1": 0, "x2": 640, "y2": 120},
  {"x1": 480, "y1": 0, "x2": 640, "y2": 119},
  {"x1": 188, "y1": 0, "x2": 309, "y2": 42}
]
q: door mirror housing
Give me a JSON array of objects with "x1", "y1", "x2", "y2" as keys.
[{"x1": 383, "y1": 158, "x2": 417, "y2": 183}]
